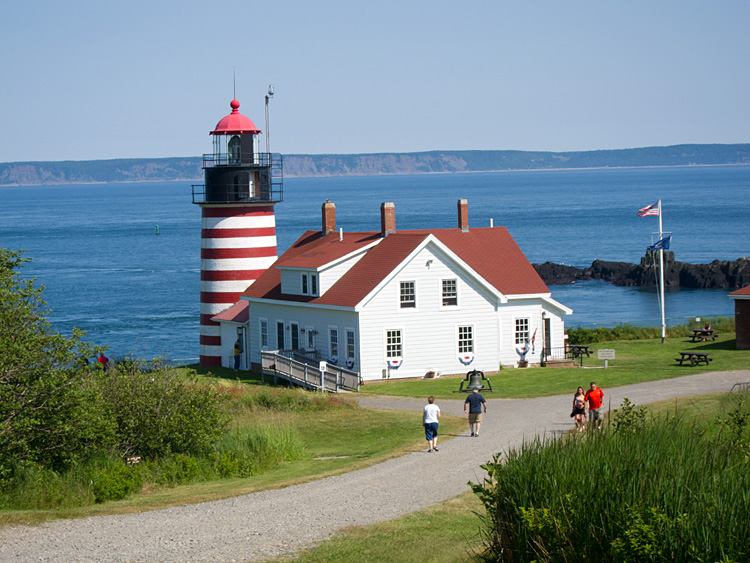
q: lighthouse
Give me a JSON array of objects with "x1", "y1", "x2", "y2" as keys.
[{"x1": 193, "y1": 98, "x2": 283, "y2": 367}]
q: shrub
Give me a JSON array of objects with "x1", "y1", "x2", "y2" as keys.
[
  {"x1": 567, "y1": 317, "x2": 735, "y2": 344},
  {"x1": 92, "y1": 461, "x2": 143, "y2": 503},
  {"x1": 471, "y1": 397, "x2": 750, "y2": 562},
  {"x1": 94, "y1": 360, "x2": 230, "y2": 459}
]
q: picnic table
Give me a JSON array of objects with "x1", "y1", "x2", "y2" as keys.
[
  {"x1": 675, "y1": 351, "x2": 713, "y2": 366},
  {"x1": 567, "y1": 345, "x2": 591, "y2": 360},
  {"x1": 690, "y1": 329, "x2": 718, "y2": 342}
]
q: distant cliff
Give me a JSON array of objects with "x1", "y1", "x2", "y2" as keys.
[
  {"x1": 2, "y1": 144, "x2": 749, "y2": 186},
  {"x1": 534, "y1": 254, "x2": 750, "y2": 289}
]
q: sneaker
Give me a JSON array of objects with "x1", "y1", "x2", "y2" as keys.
[
  {"x1": 471, "y1": 432, "x2": 475, "y2": 437},
  {"x1": 475, "y1": 433, "x2": 480, "y2": 437},
  {"x1": 433, "y1": 447, "x2": 439, "y2": 452},
  {"x1": 428, "y1": 448, "x2": 433, "y2": 453}
]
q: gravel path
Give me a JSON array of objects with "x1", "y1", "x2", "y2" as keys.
[{"x1": 1, "y1": 370, "x2": 747, "y2": 563}]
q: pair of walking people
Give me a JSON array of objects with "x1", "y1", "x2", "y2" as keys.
[
  {"x1": 422, "y1": 387, "x2": 488, "y2": 452},
  {"x1": 572, "y1": 381, "x2": 604, "y2": 432}
]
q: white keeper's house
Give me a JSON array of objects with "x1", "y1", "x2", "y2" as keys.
[{"x1": 218, "y1": 198, "x2": 571, "y2": 381}]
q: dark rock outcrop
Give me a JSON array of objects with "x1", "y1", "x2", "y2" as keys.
[{"x1": 534, "y1": 254, "x2": 750, "y2": 289}]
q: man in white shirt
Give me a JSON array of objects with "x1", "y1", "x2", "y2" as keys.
[{"x1": 423, "y1": 396, "x2": 441, "y2": 452}]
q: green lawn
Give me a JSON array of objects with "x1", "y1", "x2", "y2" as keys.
[
  {"x1": 358, "y1": 333, "x2": 750, "y2": 399},
  {"x1": 267, "y1": 491, "x2": 486, "y2": 563}
]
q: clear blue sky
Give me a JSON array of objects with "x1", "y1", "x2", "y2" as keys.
[{"x1": 1, "y1": 0, "x2": 748, "y2": 162}]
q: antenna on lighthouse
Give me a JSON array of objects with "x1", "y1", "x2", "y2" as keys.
[
  {"x1": 233, "y1": 68, "x2": 236, "y2": 99},
  {"x1": 265, "y1": 84, "x2": 274, "y2": 155}
]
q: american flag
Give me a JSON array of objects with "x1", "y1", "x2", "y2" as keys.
[{"x1": 637, "y1": 201, "x2": 660, "y2": 217}]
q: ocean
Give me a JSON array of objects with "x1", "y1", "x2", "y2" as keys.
[{"x1": 1, "y1": 165, "x2": 747, "y2": 362}]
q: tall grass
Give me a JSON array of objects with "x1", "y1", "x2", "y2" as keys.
[
  {"x1": 1, "y1": 409, "x2": 307, "y2": 509},
  {"x1": 568, "y1": 316, "x2": 735, "y2": 344},
  {"x1": 472, "y1": 394, "x2": 750, "y2": 562}
]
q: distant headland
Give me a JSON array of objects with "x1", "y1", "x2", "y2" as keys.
[
  {"x1": 534, "y1": 254, "x2": 750, "y2": 289},
  {"x1": 1, "y1": 144, "x2": 749, "y2": 186}
]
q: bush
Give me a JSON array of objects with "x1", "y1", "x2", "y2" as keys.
[
  {"x1": 93, "y1": 360, "x2": 230, "y2": 459},
  {"x1": 92, "y1": 461, "x2": 143, "y2": 503},
  {"x1": 471, "y1": 396, "x2": 750, "y2": 562},
  {"x1": 567, "y1": 317, "x2": 735, "y2": 344}
]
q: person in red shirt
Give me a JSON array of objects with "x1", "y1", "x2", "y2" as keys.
[{"x1": 584, "y1": 381, "x2": 604, "y2": 431}]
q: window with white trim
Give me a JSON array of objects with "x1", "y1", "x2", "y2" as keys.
[
  {"x1": 260, "y1": 319, "x2": 268, "y2": 349},
  {"x1": 329, "y1": 328, "x2": 339, "y2": 357},
  {"x1": 399, "y1": 281, "x2": 416, "y2": 308},
  {"x1": 386, "y1": 329, "x2": 402, "y2": 358},
  {"x1": 291, "y1": 323, "x2": 300, "y2": 349},
  {"x1": 515, "y1": 318, "x2": 530, "y2": 345},
  {"x1": 302, "y1": 273, "x2": 308, "y2": 294},
  {"x1": 311, "y1": 274, "x2": 318, "y2": 295},
  {"x1": 346, "y1": 329, "x2": 355, "y2": 359},
  {"x1": 458, "y1": 325, "x2": 474, "y2": 354},
  {"x1": 277, "y1": 321, "x2": 285, "y2": 350},
  {"x1": 306, "y1": 328, "x2": 315, "y2": 350},
  {"x1": 442, "y1": 279, "x2": 458, "y2": 306}
]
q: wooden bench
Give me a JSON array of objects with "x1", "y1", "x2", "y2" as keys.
[
  {"x1": 567, "y1": 345, "x2": 591, "y2": 359},
  {"x1": 675, "y1": 351, "x2": 713, "y2": 366},
  {"x1": 690, "y1": 329, "x2": 718, "y2": 342}
]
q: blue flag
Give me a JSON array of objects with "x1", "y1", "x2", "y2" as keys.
[{"x1": 647, "y1": 235, "x2": 671, "y2": 252}]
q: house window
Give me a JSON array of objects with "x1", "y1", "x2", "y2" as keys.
[
  {"x1": 458, "y1": 325, "x2": 474, "y2": 354},
  {"x1": 386, "y1": 329, "x2": 402, "y2": 358},
  {"x1": 311, "y1": 274, "x2": 318, "y2": 295},
  {"x1": 346, "y1": 329, "x2": 355, "y2": 359},
  {"x1": 260, "y1": 319, "x2": 268, "y2": 349},
  {"x1": 515, "y1": 318, "x2": 530, "y2": 345},
  {"x1": 291, "y1": 323, "x2": 300, "y2": 350},
  {"x1": 302, "y1": 273, "x2": 308, "y2": 294},
  {"x1": 306, "y1": 329, "x2": 315, "y2": 350},
  {"x1": 277, "y1": 321, "x2": 285, "y2": 350},
  {"x1": 400, "y1": 281, "x2": 416, "y2": 308},
  {"x1": 330, "y1": 328, "x2": 339, "y2": 357},
  {"x1": 442, "y1": 279, "x2": 458, "y2": 306}
]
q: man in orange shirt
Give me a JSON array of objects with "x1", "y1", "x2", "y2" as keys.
[{"x1": 584, "y1": 381, "x2": 604, "y2": 431}]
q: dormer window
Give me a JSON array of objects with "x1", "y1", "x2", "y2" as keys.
[{"x1": 301, "y1": 272, "x2": 318, "y2": 296}]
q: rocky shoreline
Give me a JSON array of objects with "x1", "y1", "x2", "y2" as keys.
[{"x1": 534, "y1": 253, "x2": 750, "y2": 289}]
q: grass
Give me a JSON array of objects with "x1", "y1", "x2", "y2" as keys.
[
  {"x1": 359, "y1": 332, "x2": 750, "y2": 399},
  {"x1": 271, "y1": 391, "x2": 749, "y2": 563},
  {"x1": 472, "y1": 391, "x2": 750, "y2": 562},
  {"x1": 0, "y1": 391, "x2": 466, "y2": 527},
  {"x1": 268, "y1": 492, "x2": 486, "y2": 563}
]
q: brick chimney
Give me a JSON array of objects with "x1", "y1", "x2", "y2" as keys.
[
  {"x1": 380, "y1": 202, "x2": 395, "y2": 237},
  {"x1": 458, "y1": 199, "x2": 469, "y2": 232},
  {"x1": 322, "y1": 200, "x2": 336, "y2": 236}
]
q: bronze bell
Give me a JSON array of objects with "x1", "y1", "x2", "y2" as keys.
[
  {"x1": 459, "y1": 369, "x2": 492, "y2": 392},
  {"x1": 467, "y1": 370, "x2": 484, "y2": 389}
]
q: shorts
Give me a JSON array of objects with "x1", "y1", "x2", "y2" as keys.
[
  {"x1": 424, "y1": 422, "x2": 439, "y2": 441},
  {"x1": 588, "y1": 407, "x2": 603, "y2": 421},
  {"x1": 468, "y1": 413, "x2": 483, "y2": 425},
  {"x1": 572, "y1": 407, "x2": 586, "y2": 417}
]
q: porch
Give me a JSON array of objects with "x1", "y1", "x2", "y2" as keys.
[{"x1": 261, "y1": 350, "x2": 361, "y2": 393}]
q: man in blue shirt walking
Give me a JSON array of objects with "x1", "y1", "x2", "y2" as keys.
[{"x1": 464, "y1": 387, "x2": 487, "y2": 437}]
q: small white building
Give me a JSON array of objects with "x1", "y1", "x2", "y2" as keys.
[{"x1": 236, "y1": 199, "x2": 571, "y2": 381}]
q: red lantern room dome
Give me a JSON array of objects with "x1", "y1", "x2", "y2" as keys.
[{"x1": 210, "y1": 99, "x2": 261, "y2": 136}]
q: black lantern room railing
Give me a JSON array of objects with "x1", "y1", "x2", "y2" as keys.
[{"x1": 192, "y1": 152, "x2": 283, "y2": 204}]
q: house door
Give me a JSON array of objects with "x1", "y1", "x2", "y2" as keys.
[{"x1": 544, "y1": 318, "x2": 551, "y2": 359}]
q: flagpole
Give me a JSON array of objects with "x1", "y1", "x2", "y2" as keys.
[{"x1": 658, "y1": 199, "x2": 666, "y2": 343}]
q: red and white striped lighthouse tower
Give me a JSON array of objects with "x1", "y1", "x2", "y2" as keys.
[{"x1": 193, "y1": 98, "x2": 283, "y2": 366}]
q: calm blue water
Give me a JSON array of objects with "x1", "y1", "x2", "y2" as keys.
[{"x1": 1, "y1": 166, "x2": 747, "y2": 361}]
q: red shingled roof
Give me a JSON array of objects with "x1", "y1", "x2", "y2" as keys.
[
  {"x1": 730, "y1": 286, "x2": 750, "y2": 297},
  {"x1": 243, "y1": 226, "x2": 549, "y2": 307},
  {"x1": 211, "y1": 300, "x2": 249, "y2": 323}
]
